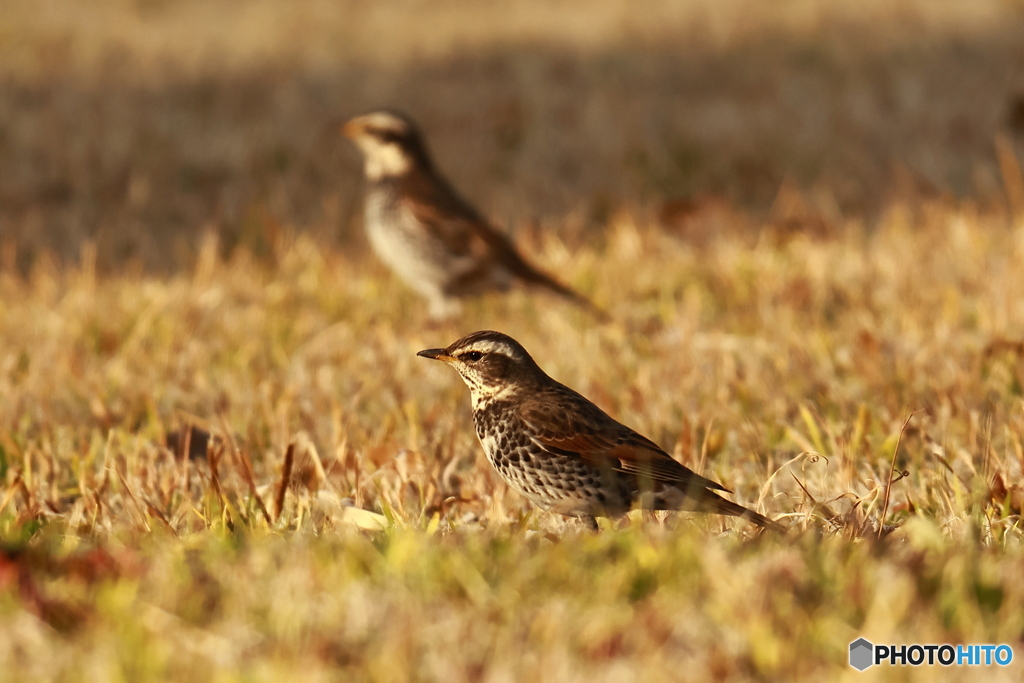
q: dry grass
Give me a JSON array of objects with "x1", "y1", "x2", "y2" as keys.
[
  {"x1": 2, "y1": 1, "x2": 1024, "y2": 681},
  {"x1": 2, "y1": 207, "x2": 1024, "y2": 681}
]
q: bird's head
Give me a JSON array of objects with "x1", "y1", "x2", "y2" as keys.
[
  {"x1": 342, "y1": 109, "x2": 432, "y2": 180},
  {"x1": 417, "y1": 331, "x2": 546, "y2": 400}
]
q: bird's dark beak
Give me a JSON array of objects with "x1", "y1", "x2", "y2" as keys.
[{"x1": 417, "y1": 348, "x2": 454, "y2": 362}]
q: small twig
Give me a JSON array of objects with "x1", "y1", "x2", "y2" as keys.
[
  {"x1": 275, "y1": 443, "x2": 295, "y2": 523},
  {"x1": 178, "y1": 425, "x2": 193, "y2": 503},
  {"x1": 981, "y1": 410, "x2": 994, "y2": 481},
  {"x1": 217, "y1": 414, "x2": 272, "y2": 525},
  {"x1": 143, "y1": 498, "x2": 177, "y2": 534},
  {"x1": 879, "y1": 409, "x2": 921, "y2": 539},
  {"x1": 0, "y1": 474, "x2": 22, "y2": 518},
  {"x1": 791, "y1": 472, "x2": 839, "y2": 519},
  {"x1": 756, "y1": 450, "x2": 824, "y2": 509},
  {"x1": 114, "y1": 462, "x2": 151, "y2": 533},
  {"x1": 208, "y1": 441, "x2": 225, "y2": 504}
]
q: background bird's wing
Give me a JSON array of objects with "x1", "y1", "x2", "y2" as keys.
[
  {"x1": 402, "y1": 171, "x2": 509, "y2": 261},
  {"x1": 402, "y1": 171, "x2": 605, "y2": 313},
  {"x1": 520, "y1": 397, "x2": 730, "y2": 493}
]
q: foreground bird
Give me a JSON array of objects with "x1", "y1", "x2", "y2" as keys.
[
  {"x1": 343, "y1": 110, "x2": 603, "y2": 318},
  {"x1": 418, "y1": 331, "x2": 783, "y2": 531}
]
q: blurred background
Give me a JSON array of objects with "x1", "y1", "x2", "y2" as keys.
[{"x1": 2, "y1": 0, "x2": 1024, "y2": 271}]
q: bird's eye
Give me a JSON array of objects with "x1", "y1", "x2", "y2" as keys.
[
  {"x1": 461, "y1": 351, "x2": 484, "y2": 362},
  {"x1": 374, "y1": 129, "x2": 402, "y2": 143}
]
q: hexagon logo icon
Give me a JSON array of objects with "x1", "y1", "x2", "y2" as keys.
[{"x1": 849, "y1": 638, "x2": 874, "y2": 671}]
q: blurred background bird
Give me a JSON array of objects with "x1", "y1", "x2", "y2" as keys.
[{"x1": 342, "y1": 110, "x2": 605, "y2": 319}]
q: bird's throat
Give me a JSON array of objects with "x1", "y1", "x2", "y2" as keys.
[{"x1": 363, "y1": 145, "x2": 413, "y2": 181}]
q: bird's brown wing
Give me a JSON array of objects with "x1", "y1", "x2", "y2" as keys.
[
  {"x1": 520, "y1": 395, "x2": 730, "y2": 494},
  {"x1": 517, "y1": 381, "x2": 783, "y2": 531}
]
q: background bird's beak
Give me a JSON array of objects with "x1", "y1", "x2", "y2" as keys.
[
  {"x1": 417, "y1": 348, "x2": 454, "y2": 362},
  {"x1": 340, "y1": 119, "x2": 362, "y2": 138}
]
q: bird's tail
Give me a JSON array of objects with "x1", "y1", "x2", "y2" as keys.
[{"x1": 706, "y1": 493, "x2": 785, "y2": 533}]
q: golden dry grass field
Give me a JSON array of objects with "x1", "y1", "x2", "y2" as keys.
[{"x1": 2, "y1": 1, "x2": 1024, "y2": 681}]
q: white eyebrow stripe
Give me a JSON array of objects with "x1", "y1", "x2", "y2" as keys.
[
  {"x1": 461, "y1": 341, "x2": 511, "y2": 356},
  {"x1": 363, "y1": 112, "x2": 406, "y2": 131}
]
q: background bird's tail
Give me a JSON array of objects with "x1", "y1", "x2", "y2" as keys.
[{"x1": 514, "y1": 261, "x2": 610, "y2": 321}]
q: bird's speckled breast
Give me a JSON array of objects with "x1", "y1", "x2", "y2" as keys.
[{"x1": 472, "y1": 398, "x2": 631, "y2": 516}]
